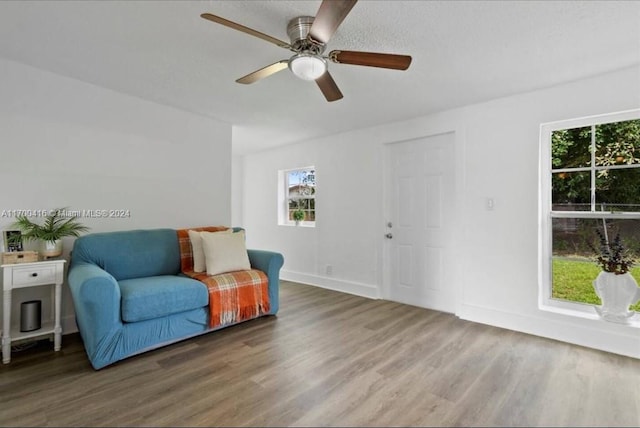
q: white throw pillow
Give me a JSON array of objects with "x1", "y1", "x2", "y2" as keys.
[
  {"x1": 201, "y1": 230, "x2": 251, "y2": 276},
  {"x1": 188, "y1": 229, "x2": 231, "y2": 272}
]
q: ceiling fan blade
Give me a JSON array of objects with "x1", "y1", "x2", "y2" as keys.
[
  {"x1": 308, "y1": 0, "x2": 358, "y2": 45},
  {"x1": 201, "y1": 13, "x2": 291, "y2": 50},
  {"x1": 236, "y1": 60, "x2": 289, "y2": 84},
  {"x1": 315, "y1": 71, "x2": 344, "y2": 102},
  {"x1": 329, "y1": 50, "x2": 412, "y2": 70}
]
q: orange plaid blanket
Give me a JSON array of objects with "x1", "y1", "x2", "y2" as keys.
[{"x1": 176, "y1": 227, "x2": 270, "y2": 328}]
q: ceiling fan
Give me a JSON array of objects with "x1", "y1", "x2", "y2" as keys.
[{"x1": 201, "y1": 0, "x2": 412, "y2": 102}]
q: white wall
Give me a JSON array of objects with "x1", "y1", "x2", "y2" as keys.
[
  {"x1": 0, "y1": 58, "x2": 232, "y2": 333},
  {"x1": 243, "y1": 131, "x2": 383, "y2": 298},
  {"x1": 242, "y1": 65, "x2": 640, "y2": 358},
  {"x1": 231, "y1": 154, "x2": 244, "y2": 227}
]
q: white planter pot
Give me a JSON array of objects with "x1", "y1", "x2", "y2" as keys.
[
  {"x1": 39, "y1": 239, "x2": 63, "y2": 258},
  {"x1": 592, "y1": 271, "x2": 640, "y2": 324}
]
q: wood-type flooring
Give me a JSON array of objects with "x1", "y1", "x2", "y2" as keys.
[{"x1": 1, "y1": 281, "x2": 639, "y2": 427}]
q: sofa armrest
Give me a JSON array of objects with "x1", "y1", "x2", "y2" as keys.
[
  {"x1": 68, "y1": 263, "x2": 123, "y2": 357},
  {"x1": 247, "y1": 249, "x2": 284, "y2": 315}
]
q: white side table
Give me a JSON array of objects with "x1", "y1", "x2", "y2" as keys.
[{"x1": 1, "y1": 259, "x2": 66, "y2": 363}]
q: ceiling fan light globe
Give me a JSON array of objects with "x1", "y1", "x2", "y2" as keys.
[{"x1": 289, "y1": 54, "x2": 327, "y2": 81}]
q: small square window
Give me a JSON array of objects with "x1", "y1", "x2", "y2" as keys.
[{"x1": 279, "y1": 167, "x2": 315, "y2": 226}]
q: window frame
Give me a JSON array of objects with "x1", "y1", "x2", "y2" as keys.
[
  {"x1": 539, "y1": 109, "x2": 640, "y2": 315},
  {"x1": 279, "y1": 166, "x2": 316, "y2": 227}
]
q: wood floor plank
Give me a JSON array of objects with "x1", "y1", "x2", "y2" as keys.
[{"x1": 1, "y1": 280, "x2": 639, "y2": 427}]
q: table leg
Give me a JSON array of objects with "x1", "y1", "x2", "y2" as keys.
[
  {"x1": 53, "y1": 281, "x2": 62, "y2": 351},
  {"x1": 2, "y1": 288, "x2": 11, "y2": 363}
]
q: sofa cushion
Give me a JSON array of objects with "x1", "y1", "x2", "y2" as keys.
[
  {"x1": 176, "y1": 226, "x2": 230, "y2": 273},
  {"x1": 118, "y1": 275, "x2": 208, "y2": 323},
  {"x1": 201, "y1": 229, "x2": 251, "y2": 276},
  {"x1": 188, "y1": 228, "x2": 232, "y2": 273},
  {"x1": 71, "y1": 229, "x2": 181, "y2": 281},
  {"x1": 188, "y1": 230, "x2": 207, "y2": 273}
]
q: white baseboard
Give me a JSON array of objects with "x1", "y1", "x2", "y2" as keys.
[
  {"x1": 281, "y1": 270, "x2": 380, "y2": 300},
  {"x1": 458, "y1": 302, "x2": 640, "y2": 359}
]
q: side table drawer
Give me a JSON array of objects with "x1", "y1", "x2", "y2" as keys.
[{"x1": 11, "y1": 265, "x2": 57, "y2": 287}]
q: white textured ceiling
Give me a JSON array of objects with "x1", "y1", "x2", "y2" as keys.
[{"x1": 0, "y1": 1, "x2": 639, "y2": 154}]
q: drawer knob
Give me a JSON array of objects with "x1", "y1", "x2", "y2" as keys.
[{"x1": 31, "y1": 272, "x2": 38, "y2": 277}]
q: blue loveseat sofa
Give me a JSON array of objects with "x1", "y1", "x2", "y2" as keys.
[{"x1": 68, "y1": 227, "x2": 283, "y2": 369}]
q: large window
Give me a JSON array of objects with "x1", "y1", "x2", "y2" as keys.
[
  {"x1": 541, "y1": 110, "x2": 640, "y2": 313},
  {"x1": 280, "y1": 167, "x2": 315, "y2": 226}
]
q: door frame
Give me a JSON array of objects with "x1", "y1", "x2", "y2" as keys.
[{"x1": 380, "y1": 128, "x2": 465, "y2": 315}]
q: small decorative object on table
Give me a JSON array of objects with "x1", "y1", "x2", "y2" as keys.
[
  {"x1": 590, "y1": 229, "x2": 640, "y2": 323},
  {"x1": 10, "y1": 207, "x2": 89, "y2": 258},
  {"x1": 3, "y1": 230, "x2": 23, "y2": 252},
  {"x1": 1, "y1": 251, "x2": 39, "y2": 265}
]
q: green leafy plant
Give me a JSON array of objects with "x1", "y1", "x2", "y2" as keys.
[
  {"x1": 590, "y1": 229, "x2": 634, "y2": 274},
  {"x1": 11, "y1": 208, "x2": 89, "y2": 243},
  {"x1": 292, "y1": 209, "x2": 305, "y2": 222}
]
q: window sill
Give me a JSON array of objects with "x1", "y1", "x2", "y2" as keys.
[
  {"x1": 540, "y1": 300, "x2": 640, "y2": 328},
  {"x1": 279, "y1": 223, "x2": 316, "y2": 228}
]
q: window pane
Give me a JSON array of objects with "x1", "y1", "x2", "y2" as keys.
[
  {"x1": 552, "y1": 217, "x2": 640, "y2": 312},
  {"x1": 551, "y1": 126, "x2": 592, "y2": 169},
  {"x1": 286, "y1": 168, "x2": 316, "y2": 224},
  {"x1": 552, "y1": 171, "x2": 590, "y2": 211},
  {"x1": 595, "y1": 119, "x2": 640, "y2": 167},
  {"x1": 595, "y1": 167, "x2": 640, "y2": 212}
]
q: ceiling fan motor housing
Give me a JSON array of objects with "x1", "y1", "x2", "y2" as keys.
[{"x1": 287, "y1": 16, "x2": 324, "y2": 54}]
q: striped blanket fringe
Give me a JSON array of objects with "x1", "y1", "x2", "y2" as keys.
[
  {"x1": 176, "y1": 227, "x2": 270, "y2": 328},
  {"x1": 185, "y1": 269, "x2": 270, "y2": 328}
]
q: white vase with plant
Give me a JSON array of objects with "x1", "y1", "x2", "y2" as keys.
[
  {"x1": 591, "y1": 229, "x2": 640, "y2": 323},
  {"x1": 292, "y1": 208, "x2": 305, "y2": 226},
  {"x1": 11, "y1": 208, "x2": 89, "y2": 258}
]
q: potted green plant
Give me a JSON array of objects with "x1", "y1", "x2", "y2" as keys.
[
  {"x1": 11, "y1": 208, "x2": 89, "y2": 258},
  {"x1": 590, "y1": 229, "x2": 640, "y2": 323},
  {"x1": 292, "y1": 208, "x2": 305, "y2": 225}
]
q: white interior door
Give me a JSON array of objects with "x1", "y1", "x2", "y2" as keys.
[{"x1": 384, "y1": 132, "x2": 456, "y2": 313}]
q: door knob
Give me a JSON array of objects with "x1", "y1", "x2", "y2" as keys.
[{"x1": 385, "y1": 233, "x2": 393, "y2": 239}]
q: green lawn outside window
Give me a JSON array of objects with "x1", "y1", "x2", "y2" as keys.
[{"x1": 552, "y1": 257, "x2": 640, "y2": 312}]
